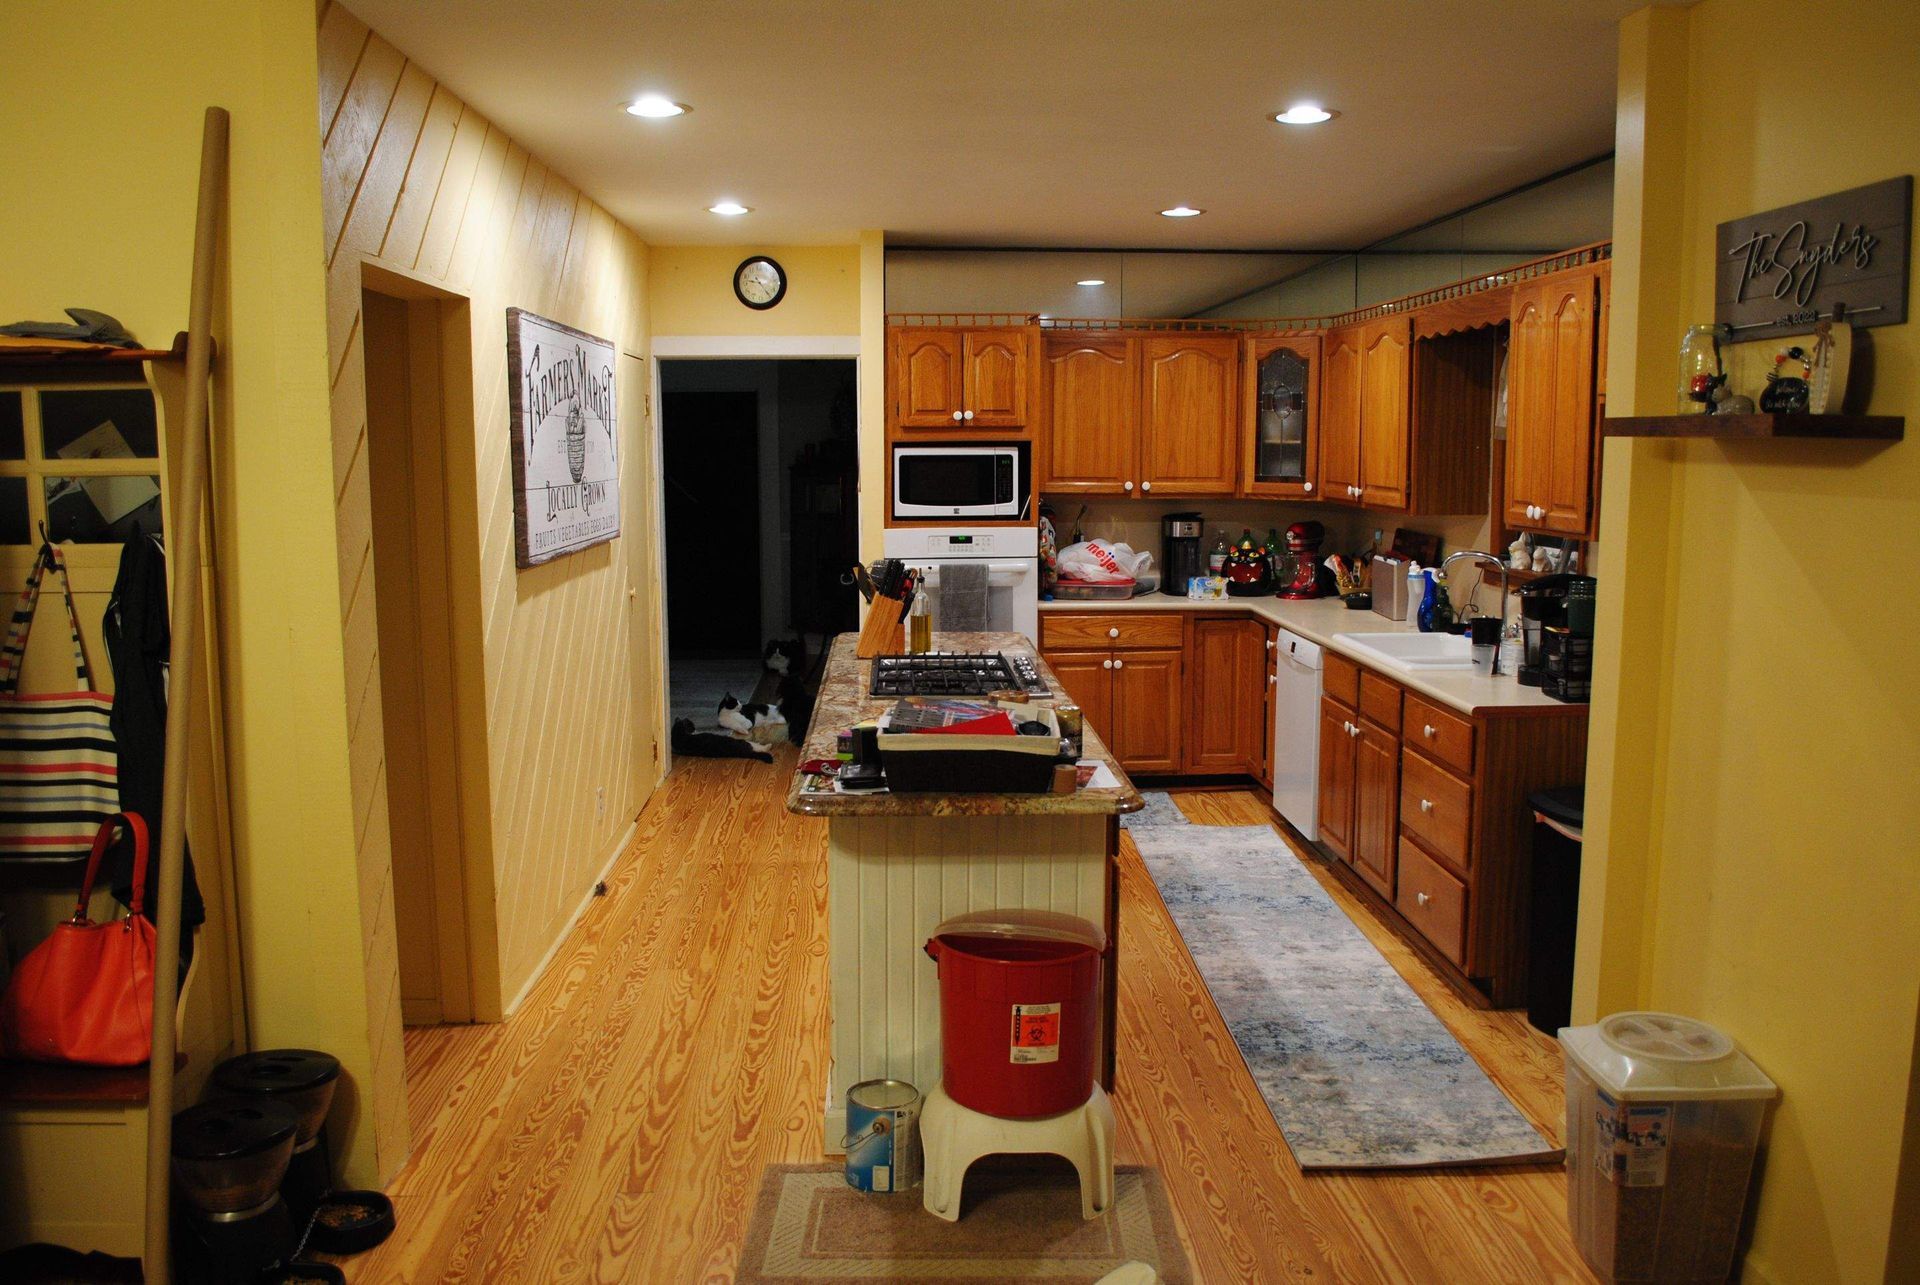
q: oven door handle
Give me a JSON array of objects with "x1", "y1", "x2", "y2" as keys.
[{"x1": 907, "y1": 561, "x2": 1034, "y2": 587}]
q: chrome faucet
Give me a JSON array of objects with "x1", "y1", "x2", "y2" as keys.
[{"x1": 1441, "y1": 550, "x2": 1509, "y2": 676}]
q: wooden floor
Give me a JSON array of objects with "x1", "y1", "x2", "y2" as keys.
[{"x1": 345, "y1": 750, "x2": 1594, "y2": 1283}]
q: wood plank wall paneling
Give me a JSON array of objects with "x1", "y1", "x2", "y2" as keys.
[{"x1": 316, "y1": 2, "x2": 658, "y2": 1179}]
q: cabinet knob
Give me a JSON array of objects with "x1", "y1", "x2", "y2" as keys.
[
  {"x1": 1102, "y1": 659, "x2": 1113, "y2": 670},
  {"x1": 1123, "y1": 480, "x2": 1134, "y2": 492},
  {"x1": 1416, "y1": 891, "x2": 1431, "y2": 907},
  {"x1": 1267, "y1": 674, "x2": 1277, "y2": 686},
  {"x1": 1423, "y1": 724, "x2": 1436, "y2": 739},
  {"x1": 1346, "y1": 721, "x2": 1360, "y2": 738},
  {"x1": 952, "y1": 410, "x2": 964, "y2": 422},
  {"x1": 1142, "y1": 480, "x2": 1152, "y2": 492},
  {"x1": 1303, "y1": 481, "x2": 1313, "y2": 493},
  {"x1": 1113, "y1": 658, "x2": 1125, "y2": 670},
  {"x1": 1108, "y1": 626, "x2": 1120, "y2": 639},
  {"x1": 963, "y1": 409, "x2": 975, "y2": 420},
  {"x1": 1265, "y1": 639, "x2": 1275, "y2": 650},
  {"x1": 1420, "y1": 798, "x2": 1434, "y2": 814}
]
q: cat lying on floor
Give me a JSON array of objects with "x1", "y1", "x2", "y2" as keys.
[
  {"x1": 672, "y1": 718, "x2": 772, "y2": 763},
  {"x1": 718, "y1": 692, "x2": 785, "y2": 738}
]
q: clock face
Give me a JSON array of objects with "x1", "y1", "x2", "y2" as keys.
[{"x1": 734, "y1": 256, "x2": 786, "y2": 310}]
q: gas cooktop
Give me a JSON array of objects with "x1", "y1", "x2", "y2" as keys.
[{"x1": 869, "y1": 652, "x2": 1051, "y2": 698}]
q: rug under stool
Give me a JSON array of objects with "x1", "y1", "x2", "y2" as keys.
[{"x1": 737, "y1": 1160, "x2": 1191, "y2": 1284}]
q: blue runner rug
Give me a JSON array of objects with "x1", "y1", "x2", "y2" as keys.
[{"x1": 1129, "y1": 806, "x2": 1560, "y2": 1169}]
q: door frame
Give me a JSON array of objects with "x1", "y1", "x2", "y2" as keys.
[
  {"x1": 647, "y1": 335, "x2": 861, "y2": 770},
  {"x1": 359, "y1": 260, "x2": 502, "y2": 1023}
]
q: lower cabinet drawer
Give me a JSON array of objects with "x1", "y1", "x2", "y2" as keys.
[
  {"x1": 1396, "y1": 838, "x2": 1468, "y2": 967},
  {"x1": 1041, "y1": 612, "x2": 1185, "y2": 651},
  {"x1": 1400, "y1": 751, "x2": 1472, "y2": 871}
]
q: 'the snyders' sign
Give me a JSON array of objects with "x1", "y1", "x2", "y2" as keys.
[
  {"x1": 506, "y1": 309, "x2": 620, "y2": 567},
  {"x1": 1715, "y1": 176, "x2": 1911, "y2": 340}
]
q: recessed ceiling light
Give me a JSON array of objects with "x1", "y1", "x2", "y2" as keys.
[
  {"x1": 1273, "y1": 103, "x2": 1337, "y2": 125},
  {"x1": 1076, "y1": 278, "x2": 1106, "y2": 286},
  {"x1": 1160, "y1": 206, "x2": 1204, "y2": 218},
  {"x1": 708, "y1": 201, "x2": 751, "y2": 216},
  {"x1": 625, "y1": 94, "x2": 689, "y2": 118}
]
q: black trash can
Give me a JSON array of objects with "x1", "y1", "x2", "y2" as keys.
[{"x1": 1526, "y1": 784, "x2": 1584, "y2": 1035}]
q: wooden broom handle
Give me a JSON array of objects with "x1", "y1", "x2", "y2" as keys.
[{"x1": 144, "y1": 104, "x2": 227, "y2": 1285}]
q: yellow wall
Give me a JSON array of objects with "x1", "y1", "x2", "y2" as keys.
[
  {"x1": 647, "y1": 237, "x2": 890, "y2": 558},
  {"x1": 1581, "y1": 5, "x2": 1920, "y2": 1281},
  {"x1": 0, "y1": 0, "x2": 383, "y2": 1187},
  {"x1": 316, "y1": 0, "x2": 662, "y2": 1098},
  {"x1": 649, "y1": 245, "x2": 861, "y2": 337}
]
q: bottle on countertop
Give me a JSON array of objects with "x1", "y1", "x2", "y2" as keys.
[
  {"x1": 908, "y1": 589, "x2": 932, "y2": 654},
  {"x1": 1208, "y1": 532, "x2": 1230, "y2": 575},
  {"x1": 1416, "y1": 569, "x2": 1436, "y2": 632},
  {"x1": 1406, "y1": 562, "x2": 1426, "y2": 627},
  {"x1": 1428, "y1": 571, "x2": 1457, "y2": 633}
]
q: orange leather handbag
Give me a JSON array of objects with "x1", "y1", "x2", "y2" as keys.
[{"x1": 1, "y1": 813, "x2": 156, "y2": 1065}]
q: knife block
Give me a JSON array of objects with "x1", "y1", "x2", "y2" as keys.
[{"x1": 855, "y1": 594, "x2": 907, "y2": 658}]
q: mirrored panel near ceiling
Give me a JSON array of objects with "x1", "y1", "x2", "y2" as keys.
[{"x1": 887, "y1": 157, "x2": 1613, "y2": 321}]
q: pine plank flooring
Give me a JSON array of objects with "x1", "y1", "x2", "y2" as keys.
[{"x1": 344, "y1": 754, "x2": 1593, "y2": 1283}]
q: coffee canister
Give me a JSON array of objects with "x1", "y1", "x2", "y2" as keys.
[{"x1": 841, "y1": 1079, "x2": 921, "y2": 1192}]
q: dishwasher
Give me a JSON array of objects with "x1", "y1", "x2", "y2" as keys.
[{"x1": 1270, "y1": 629, "x2": 1322, "y2": 840}]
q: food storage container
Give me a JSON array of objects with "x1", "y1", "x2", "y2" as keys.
[{"x1": 1560, "y1": 1012, "x2": 1777, "y2": 1282}]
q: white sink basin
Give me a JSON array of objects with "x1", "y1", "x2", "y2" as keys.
[{"x1": 1333, "y1": 632, "x2": 1475, "y2": 671}]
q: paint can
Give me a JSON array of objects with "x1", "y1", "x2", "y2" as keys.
[{"x1": 841, "y1": 1079, "x2": 921, "y2": 1192}]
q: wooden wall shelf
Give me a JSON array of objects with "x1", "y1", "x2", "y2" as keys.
[{"x1": 1605, "y1": 412, "x2": 1903, "y2": 440}]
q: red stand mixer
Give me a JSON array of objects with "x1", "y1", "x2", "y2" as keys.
[{"x1": 1276, "y1": 521, "x2": 1326, "y2": 599}]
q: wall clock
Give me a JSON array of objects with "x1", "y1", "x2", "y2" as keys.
[{"x1": 733, "y1": 255, "x2": 787, "y2": 310}]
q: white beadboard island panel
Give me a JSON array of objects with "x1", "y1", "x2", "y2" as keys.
[{"x1": 825, "y1": 812, "x2": 1109, "y2": 1149}]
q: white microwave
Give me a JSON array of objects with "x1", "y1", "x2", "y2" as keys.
[{"x1": 891, "y1": 445, "x2": 1027, "y2": 521}]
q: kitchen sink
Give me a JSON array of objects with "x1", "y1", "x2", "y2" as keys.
[{"x1": 1332, "y1": 632, "x2": 1476, "y2": 671}]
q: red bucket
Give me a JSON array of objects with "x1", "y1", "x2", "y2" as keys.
[{"x1": 925, "y1": 914, "x2": 1104, "y2": 1119}]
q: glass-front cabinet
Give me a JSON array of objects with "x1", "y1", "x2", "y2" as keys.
[{"x1": 1240, "y1": 333, "x2": 1320, "y2": 498}]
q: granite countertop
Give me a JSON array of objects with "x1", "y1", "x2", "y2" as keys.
[
  {"x1": 1039, "y1": 594, "x2": 1581, "y2": 717},
  {"x1": 786, "y1": 632, "x2": 1144, "y2": 817}
]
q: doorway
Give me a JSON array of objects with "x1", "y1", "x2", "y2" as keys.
[
  {"x1": 657, "y1": 358, "x2": 858, "y2": 744},
  {"x1": 361, "y1": 288, "x2": 477, "y2": 1025}
]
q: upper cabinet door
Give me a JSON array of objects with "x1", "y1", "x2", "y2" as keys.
[
  {"x1": 1318, "y1": 327, "x2": 1362, "y2": 504},
  {"x1": 1505, "y1": 268, "x2": 1597, "y2": 534},
  {"x1": 894, "y1": 329, "x2": 965, "y2": 428},
  {"x1": 1242, "y1": 334, "x2": 1321, "y2": 499},
  {"x1": 1357, "y1": 315, "x2": 1412, "y2": 511},
  {"x1": 1041, "y1": 336, "x2": 1137, "y2": 493},
  {"x1": 1504, "y1": 285, "x2": 1551, "y2": 528},
  {"x1": 961, "y1": 330, "x2": 1029, "y2": 428},
  {"x1": 1140, "y1": 336, "x2": 1238, "y2": 496},
  {"x1": 1540, "y1": 275, "x2": 1597, "y2": 534}
]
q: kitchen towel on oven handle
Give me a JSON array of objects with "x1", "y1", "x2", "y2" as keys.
[{"x1": 0, "y1": 542, "x2": 119, "y2": 861}]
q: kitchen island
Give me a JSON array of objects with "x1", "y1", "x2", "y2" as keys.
[{"x1": 789, "y1": 632, "x2": 1142, "y2": 1151}]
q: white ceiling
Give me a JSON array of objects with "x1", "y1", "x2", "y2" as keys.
[{"x1": 345, "y1": 0, "x2": 1640, "y2": 250}]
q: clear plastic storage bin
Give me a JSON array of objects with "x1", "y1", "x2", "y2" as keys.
[{"x1": 1560, "y1": 1012, "x2": 1777, "y2": 1283}]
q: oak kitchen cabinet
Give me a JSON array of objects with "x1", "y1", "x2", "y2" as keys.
[
  {"x1": 1040, "y1": 332, "x2": 1239, "y2": 497},
  {"x1": 1040, "y1": 612, "x2": 1184, "y2": 773},
  {"x1": 1185, "y1": 616, "x2": 1268, "y2": 775},
  {"x1": 1240, "y1": 333, "x2": 1322, "y2": 499},
  {"x1": 1505, "y1": 264, "x2": 1600, "y2": 534},
  {"x1": 1317, "y1": 315, "x2": 1411, "y2": 509},
  {"x1": 892, "y1": 326, "x2": 1033, "y2": 431},
  {"x1": 1316, "y1": 651, "x2": 1587, "y2": 1005}
]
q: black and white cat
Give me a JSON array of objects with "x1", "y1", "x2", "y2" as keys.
[
  {"x1": 672, "y1": 718, "x2": 771, "y2": 763},
  {"x1": 762, "y1": 637, "x2": 806, "y2": 677},
  {"x1": 718, "y1": 692, "x2": 785, "y2": 737}
]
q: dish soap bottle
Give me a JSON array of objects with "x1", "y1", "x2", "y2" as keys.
[
  {"x1": 1416, "y1": 569, "x2": 1437, "y2": 632},
  {"x1": 1428, "y1": 571, "x2": 1457, "y2": 633}
]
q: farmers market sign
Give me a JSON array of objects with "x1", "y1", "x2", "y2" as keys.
[{"x1": 506, "y1": 308, "x2": 620, "y2": 567}]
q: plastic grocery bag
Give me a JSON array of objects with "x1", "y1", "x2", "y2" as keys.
[{"x1": 1057, "y1": 540, "x2": 1149, "y2": 583}]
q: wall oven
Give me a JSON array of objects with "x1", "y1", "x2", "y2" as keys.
[
  {"x1": 880, "y1": 527, "x2": 1040, "y2": 642},
  {"x1": 891, "y1": 444, "x2": 1027, "y2": 521}
]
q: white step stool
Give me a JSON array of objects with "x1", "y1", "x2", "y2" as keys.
[{"x1": 920, "y1": 1080, "x2": 1116, "y2": 1222}]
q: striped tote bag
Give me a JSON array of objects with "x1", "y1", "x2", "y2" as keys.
[{"x1": 0, "y1": 544, "x2": 118, "y2": 860}]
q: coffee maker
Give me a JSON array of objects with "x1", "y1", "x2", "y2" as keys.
[
  {"x1": 1275, "y1": 521, "x2": 1326, "y2": 600},
  {"x1": 1516, "y1": 574, "x2": 1573, "y2": 686},
  {"x1": 1162, "y1": 512, "x2": 1205, "y2": 597}
]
